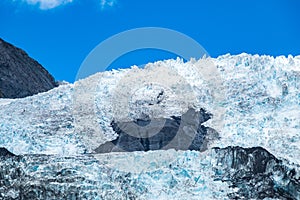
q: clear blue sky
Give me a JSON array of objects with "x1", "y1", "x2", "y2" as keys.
[{"x1": 1, "y1": 0, "x2": 300, "y2": 82}]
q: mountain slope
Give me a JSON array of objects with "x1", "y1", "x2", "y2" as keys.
[{"x1": 0, "y1": 38, "x2": 56, "y2": 98}]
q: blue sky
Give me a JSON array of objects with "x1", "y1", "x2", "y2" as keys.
[{"x1": 1, "y1": 0, "x2": 300, "y2": 82}]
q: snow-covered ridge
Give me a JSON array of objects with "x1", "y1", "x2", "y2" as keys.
[{"x1": 0, "y1": 53, "x2": 299, "y2": 166}]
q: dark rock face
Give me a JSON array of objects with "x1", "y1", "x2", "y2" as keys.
[
  {"x1": 213, "y1": 146, "x2": 300, "y2": 200},
  {"x1": 95, "y1": 108, "x2": 219, "y2": 153},
  {"x1": 0, "y1": 38, "x2": 56, "y2": 98},
  {"x1": 0, "y1": 148, "x2": 15, "y2": 157}
]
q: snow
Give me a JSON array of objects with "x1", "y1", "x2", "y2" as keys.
[
  {"x1": 0, "y1": 98, "x2": 15, "y2": 106},
  {"x1": 212, "y1": 53, "x2": 300, "y2": 165},
  {"x1": 0, "y1": 53, "x2": 299, "y2": 168}
]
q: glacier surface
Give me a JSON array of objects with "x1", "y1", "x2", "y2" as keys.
[
  {"x1": 0, "y1": 53, "x2": 300, "y2": 199},
  {"x1": 1, "y1": 146, "x2": 299, "y2": 199}
]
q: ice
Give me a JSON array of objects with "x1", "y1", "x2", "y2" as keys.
[
  {"x1": 212, "y1": 53, "x2": 300, "y2": 165},
  {"x1": 0, "y1": 149, "x2": 234, "y2": 199},
  {"x1": 0, "y1": 53, "x2": 299, "y2": 166},
  {"x1": 1, "y1": 147, "x2": 299, "y2": 199},
  {"x1": 0, "y1": 52, "x2": 300, "y2": 199},
  {"x1": 0, "y1": 98, "x2": 15, "y2": 106}
]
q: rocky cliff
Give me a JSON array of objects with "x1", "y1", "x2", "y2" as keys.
[{"x1": 0, "y1": 38, "x2": 56, "y2": 98}]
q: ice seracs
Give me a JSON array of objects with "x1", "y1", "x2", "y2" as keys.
[
  {"x1": 0, "y1": 53, "x2": 300, "y2": 199},
  {"x1": 0, "y1": 53, "x2": 299, "y2": 163}
]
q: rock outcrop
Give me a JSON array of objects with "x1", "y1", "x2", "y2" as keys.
[
  {"x1": 0, "y1": 147, "x2": 15, "y2": 157},
  {"x1": 0, "y1": 38, "x2": 56, "y2": 98},
  {"x1": 95, "y1": 108, "x2": 219, "y2": 153}
]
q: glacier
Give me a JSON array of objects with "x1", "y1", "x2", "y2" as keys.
[
  {"x1": 0, "y1": 53, "x2": 300, "y2": 199},
  {"x1": 0, "y1": 147, "x2": 299, "y2": 199}
]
